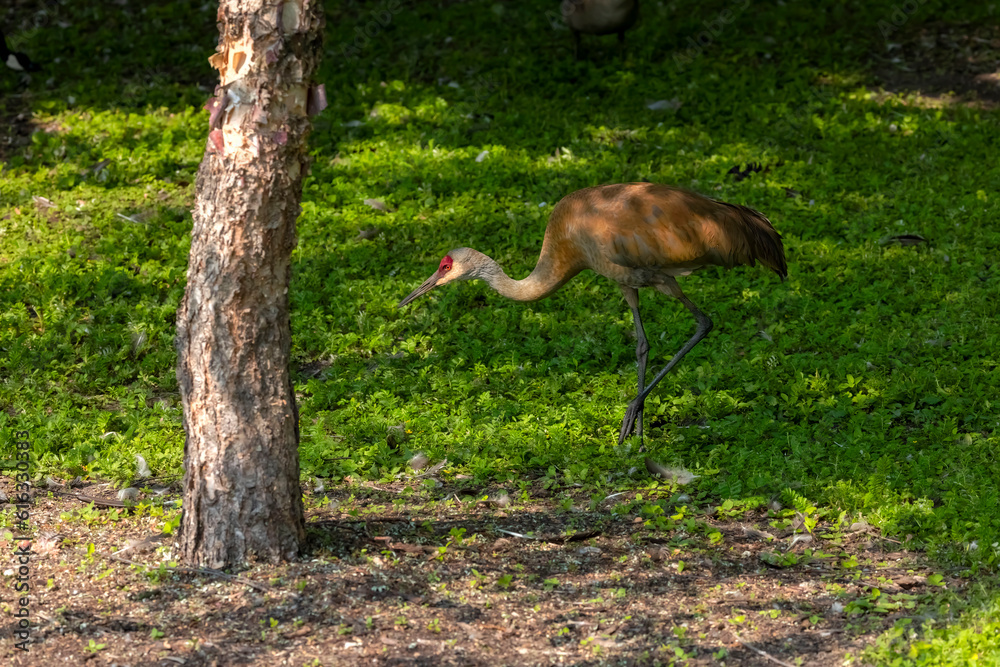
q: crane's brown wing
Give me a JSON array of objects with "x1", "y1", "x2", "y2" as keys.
[{"x1": 592, "y1": 184, "x2": 786, "y2": 278}]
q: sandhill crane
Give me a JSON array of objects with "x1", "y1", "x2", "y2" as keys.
[
  {"x1": 398, "y1": 183, "x2": 787, "y2": 447},
  {"x1": 561, "y1": 0, "x2": 639, "y2": 59}
]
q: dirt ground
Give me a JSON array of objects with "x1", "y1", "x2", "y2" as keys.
[
  {"x1": 1, "y1": 475, "x2": 959, "y2": 667},
  {"x1": 871, "y1": 22, "x2": 1000, "y2": 108}
]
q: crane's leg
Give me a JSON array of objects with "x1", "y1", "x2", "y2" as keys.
[
  {"x1": 618, "y1": 285, "x2": 649, "y2": 451},
  {"x1": 620, "y1": 286, "x2": 650, "y2": 447},
  {"x1": 617, "y1": 278, "x2": 713, "y2": 446},
  {"x1": 572, "y1": 30, "x2": 582, "y2": 60}
]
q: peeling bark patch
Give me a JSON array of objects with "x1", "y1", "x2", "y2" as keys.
[
  {"x1": 250, "y1": 104, "x2": 268, "y2": 126},
  {"x1": 205, "y1": 95, "x2": 227, "y2": 129},
  {"x1": 208, "y1": 129, "x2": 225, "y2": 153},
  {"x1": 208, "y1": 50, "x2": 226, "y2": 73},
  {"x1": 288, "y1": 84, "x2": 308, "y2": 115},
  {"x1": 233, "y1": 50, "x2": 247, "y2": 74},
  {"x1": 221, "y1": 35, "x2": 257, "y2": 85},
  {"x1": 282, "y1": 0, "x2": 302, "y2": 33},
  {"x1": 307, "y1": 84, "x2": 327, "y2": 116}
]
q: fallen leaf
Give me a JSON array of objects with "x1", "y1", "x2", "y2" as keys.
[
  {"x1": 33, "y1": 195, "x2": 56, "y2": 210},
  {"x1": 484, "y1": 490, "x2": 509, "y2": 506},
  {"x1": 646, "y1": 98, "x2": 682, "y2": 111},
  {"x1": 34, "y1": 531, "x2": 62, "y2": 558},
  {"x1": 789, "y1": 533, "x2": 814, "y2": 548},
  {"x1": 415, "y1": 459, "x2": 449, "y2": 478},
  {"x1": 894, "y1": 575, "x2": 926, "y2": 589},
  {"x1": 408, "y1": 451, "x2": 429, "y2": 471},
  {"x1": 135, "y1": 454, "x2": 152, "y2": 478},
  {"x1": 645, "y1": 458, "x2": 699, "y2": 484}
]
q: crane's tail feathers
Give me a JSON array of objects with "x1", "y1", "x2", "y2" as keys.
[{"x1": 718, "y1": 202, "x2": 788, "y2": 279}]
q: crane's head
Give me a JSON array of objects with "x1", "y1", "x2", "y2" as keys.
[{"x1": 397, "y1": 249, "x2": 478, "y2": 308}]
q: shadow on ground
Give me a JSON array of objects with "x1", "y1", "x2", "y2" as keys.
[{"x1": 2, "y1": 478, "x2": 971, "y2": 666}]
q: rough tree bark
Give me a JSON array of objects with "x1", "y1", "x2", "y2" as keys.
[{"x1": 176, "y1": 0, "x2": 326, "y2": 568}]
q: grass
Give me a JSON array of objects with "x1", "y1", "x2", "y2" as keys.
[
  {"x1": 1, "y1": 0, "x2": 999, "y2": 662},
  {"x1": 862, "y1": 583, "x2": 1000, "y2": 665}
]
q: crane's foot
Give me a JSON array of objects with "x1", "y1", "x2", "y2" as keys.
[{"x1": 617, "y1": 399, "x2": 644, "y2": 446}]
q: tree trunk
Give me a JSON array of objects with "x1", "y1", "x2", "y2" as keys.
[{"x1": 175, "y1": 0, "x2": 325, "y2": 568}]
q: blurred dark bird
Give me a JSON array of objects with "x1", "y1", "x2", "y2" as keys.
[
  {"x1": 1, "y1": 28, "x2": 41, "y2": 72},
  {"x1": 561, "y1": 0, "x2": 639, "y2": 59},
  {"x1": 398, "y1": 183, "x2": 787, "y2": 448}
]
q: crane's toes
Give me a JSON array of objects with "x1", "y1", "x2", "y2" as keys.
[{"x1": 617, "y1": 400, "x2": 643, "y2": 445}]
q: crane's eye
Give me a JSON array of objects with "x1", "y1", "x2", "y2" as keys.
[{"x1": 443, "y1": 264, "x2": 451, "y2": 271}]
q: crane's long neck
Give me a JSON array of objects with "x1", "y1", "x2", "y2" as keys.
[{"x1": 469, "y1": 247, "x2": 580, "y2": 302}]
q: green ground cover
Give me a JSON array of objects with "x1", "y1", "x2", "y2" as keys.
[{"x1": 1, "y1": 1, "x2": 998, "y2": 662}]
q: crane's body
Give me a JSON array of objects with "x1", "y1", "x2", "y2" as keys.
[
  {"x1": 399, "y1": 182, "x2": 786, "y2": 447},
  {"x1": 561, "y1": 0, "x2": 639, "y2": 58}
]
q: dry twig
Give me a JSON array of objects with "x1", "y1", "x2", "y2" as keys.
[{"x1": 733, "y1": 634, "x2": 797, "y2": 667}]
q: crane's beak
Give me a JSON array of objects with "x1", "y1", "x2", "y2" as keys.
[{"x1": 397, "y1": 271, "x2": 443, "y2": 308}]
